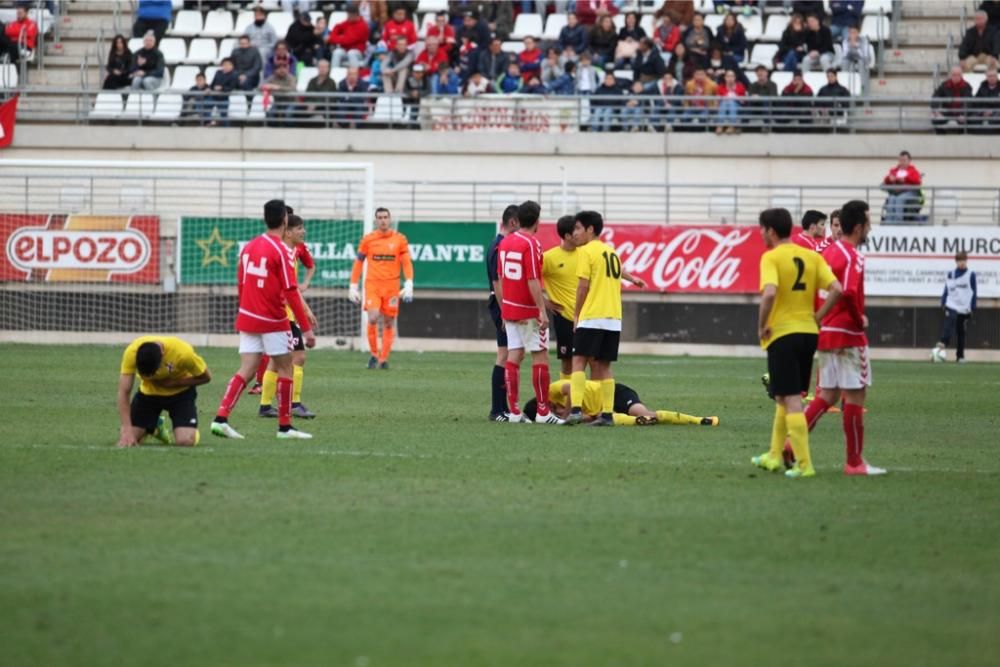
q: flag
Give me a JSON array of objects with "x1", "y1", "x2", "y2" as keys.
[{"x1": 0, "y1": 95, "x2": 18, "y2": 149}]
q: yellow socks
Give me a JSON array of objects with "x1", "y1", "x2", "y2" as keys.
[
  {"x1": 768, "y1": 404, "x2": 787, "y2": 459},
  {"x1": 600, "y1": 379, "x2": 615, "y2": 415},
  {"x1": 261, "y1": 369, "x2": 278, "y2": 407},
  {"x1": 786, "y1": 412, "x2": 811, "y2": 469},
  {"x1": 292, "y1": 365, "x2": 303, "y2": 404},
  {"x1": 613, "y1": 413, "x2": 636, "y2": 426},
  {"x1": 655, "y1": 410, "x2": 702, "y2": 425},
  {"x1": 570, "y1": 371, "x2": 586, "y2": 409}
]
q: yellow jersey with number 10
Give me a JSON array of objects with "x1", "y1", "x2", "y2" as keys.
[
  {"x1": 758, "y1": 242, "x2": 837, "y2": 349},
  {"x1": 576, "y1": 239, "x2": 623, "y2": 323},
  {"x1": 542, "y1": 245, "x2": 579, "y2": 316}
]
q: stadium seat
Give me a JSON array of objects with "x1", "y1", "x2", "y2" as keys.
[
  {"x1": 419, "y1": 13, "x2": 436, "y2": 38},
  {"x1": 233, "y1": 10, "x2": 254, "y2": 36},
  {"x1": 248, "y1": 95, "x2": 266, "y2": 121},
  {"x1": 0, "y1": 63, "x2": 18, "y2": 89},
  {"x1": 128, "y1": 37, "x2": 144, "y2": 53},
  {"x1": 159, "y1": 38, "x2": 188, "y2": 65},
  {"x1": 297, "y1": 67, "x2": 318, "y2": 91},
  {"x1": 227, "y1": 94, "x2": 250, "y2": 121},
  {"x1": 169, "y1": 10, "x2": 204, "y2": 37},
  {"x1": 704, "y1": 14, "x2": 724, "y2": 33},
  {"x1": 803, "y1": 71, "x2": 827, "y2": 92},
  {"x1": 28, "y1": 8, "x2": 53, "y2": 34},
  {"x1": 543, "y1": 14, "x2": 567, "y2": 41},
  {"x1": 267, "y1": 12, "x2": 294, "y2": 38},
  {"x1": 965, "y1": 73, "x2": 986, "y2": 91},
  {"x1": 838, "y1": 70, "x2": 864, "y2": 95},
  {"x1": 185, "y1": 38, "x2": 219, "y2": 65},
  {"x1": 218, "y1": 38, "x2": 236, "y2": 62},
  {"x1": 501, "y1": 41, "x2": 525, "y2": 54},
  {"x1": 417, "y1": 0, "x2": 448, "y2": 13},
  {"x1": 205, "y1": 66, "x2": 219, "y2": 82},
  {"x1": 331, "y1": 66, "x2": 347, "y2": 83},
  {"x1": 771, "y1": 71, "x2": 793, "y2": 91},
  {"x1": 511, "y1": 13, "x2": 544, "y2": 40},
  {"x1": 578, "y1": 97, "x2": 591, "y2": 125},
  {"x1": 90, "y1": 92, "x2": 124, "y2": 119},
  {"x1": 640, "y1": 14, "x2": 654, "y2": 36},
  {"x1": 861, "y1": 15, "x2": 890, "y2": 42},
  {"x1": 613, "y1": 14, "x2": 625, "y2": 31},
  {"x1": 616, "y1": 70, "x2": 634, "y2": 81},
  {"x1": 258, "y1": 0, "x2": 281, "y2": 9},
  {"x1": 169, "y1": 65, "x2": 200, "y2": 91},
  {"x1": 761, "y1": 15, "x2": 788, "y2": 42},
  {"x1": 202, "y1": 10, "x2": 235, "y2": 38},
  {"x1": 329, "y1": 11, "x2": 347, "y2": 27},
  {"x1": 170, "y1": 0, "x2": 183, "y2": 8},
  {"x1": 370, "y1": 95, "x2": 407, "y2": 124},
  {"x1": 863, "y1": 0, "x2": 892, "y2": 14},
  {"x1": 743, "y1": 15, "x2": 764, "y2": 42},
  {"x1": 309, "y1": 11, "x2": 325, "y2": 26},
  {"x1": 695, "y1": 0, "x2": 715, "y2": 12},
  {"x1": 121, "y1": 93, "x2": 156, "y2": 119},
  {"x1": 151, "y1": 94, "x2": 183, "y2": 122},
  {"x1": 748, "y1": 43, "x2": 778, "y2": 68}
]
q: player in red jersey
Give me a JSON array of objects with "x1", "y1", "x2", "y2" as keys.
[
  {"x1": 793, "y1": 200, "x2": 886, "y2": 476},
  {"x1": 210, "y1": 199, "x2": 316, "y2": 440},
  {"x1": 498, "y1": 201, "x2": 563, "y2": 424},
  {"x1": 791, "y1": 210, "x2": 827, "y2": 250},
  {"x1": 814, "y1": 208, "x2": 841, "y2": 255}
]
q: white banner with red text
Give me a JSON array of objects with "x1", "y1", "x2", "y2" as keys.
[{"x1": 424, "y1": 95, "x2": 582, "y2": 133}]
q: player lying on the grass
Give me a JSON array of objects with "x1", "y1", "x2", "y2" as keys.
[
  {"x1": 117, "y1": 336, "x2": 212, "y2": 447},
  {"x1": 258, "y1": 214, "x2": 317, "y2": 420},
  {"x1": 211, "y1": 199, "x2": 316, "y2": 440},
  {"x1": 522, "y1": 380, "x2": 719, "y2": 426}
]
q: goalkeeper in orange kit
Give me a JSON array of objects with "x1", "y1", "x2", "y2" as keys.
[{"x1": 349, "y1": 207, "x2": 414, "y2": 369}]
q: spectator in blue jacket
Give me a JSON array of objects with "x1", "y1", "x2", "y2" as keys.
[
  {"x1": 495, "y1": 61, "x2": 523, "y2": 93},
  {"x1": 207, "y1": 57, "x2": 240, "y2": 125},
  {"x1": 829, "y1": 1, "x2": 864, "y2": 42},
  {"x1": 132, "y1": 0, "x2": 172, "y2": 43},
  {"x1": 431, "y1": 62, "x2": 462, "y2": 95},
  {"x1": 591, "y1": 70, "x2": 625, "y2": 131},
  {"x1": 558, "y1": 13, "x2": 590, "y2": 54}
]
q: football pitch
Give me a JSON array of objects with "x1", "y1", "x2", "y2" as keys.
[{"x1": 1, "y1": 344, "x2": 998, "y2": 667}]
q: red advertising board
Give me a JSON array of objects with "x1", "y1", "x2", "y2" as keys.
[
  {"x1": 1, "y1": 214, "x2": 160, "y2": 283},
  {"x1": 537, "y1": 223, "x2": 766, "y2": 293}
]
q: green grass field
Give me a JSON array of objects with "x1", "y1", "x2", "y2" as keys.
[{"x1": 1, "y1": 344, "x2": 998, "y2": 667}]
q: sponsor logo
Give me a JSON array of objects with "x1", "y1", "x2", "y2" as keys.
[
  {"x1": 6, "y1": 228, "x2": 151, "y2": 273},
  {"x1": 196, "y1": 227, "x2": 236, "y2": 267},
  {"x1": 409, "y1": 244, "x2": 485, "y2": 263}
]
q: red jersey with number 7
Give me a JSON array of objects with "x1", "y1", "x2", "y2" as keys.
[
  {"x1": 235, "y1": 233, "x2": 300, "y2": 333},
  {"x1": 498, "y1": 230, "x2": 543, "y2": 321}
]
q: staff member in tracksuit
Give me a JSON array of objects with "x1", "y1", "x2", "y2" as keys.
[{"x1": 934, "y1": 250, "x2": 977, "y2": 363}]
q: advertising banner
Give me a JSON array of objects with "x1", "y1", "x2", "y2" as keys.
[
  {"x1": 424, "y1": 96, "x2": 582, "y2": 133},
  {"x1": 398, "y1": 221, "x2": 495, "y2": 289},
  {"x1": 1, "y1": 213, "x2": 160, "y2": 283}
]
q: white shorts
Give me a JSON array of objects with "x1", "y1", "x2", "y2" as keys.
[
  {"x1": 238, "y1": 330, "x2": 293, "y2": 356},
  {"x1": 505, "y1": 318, "x2": 548, "y2": 352},
  {"x1": 818, "y1": 346, "x2": 872, "y2": 390}
]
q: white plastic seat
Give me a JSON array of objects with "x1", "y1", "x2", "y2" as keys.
[
  {"x1": 0, "y1": 63, "x2": 18, "y2": 89},
  {"x1": 613, "y1": 14, "x2": 625, "y2": 31},
  {"x1": 205, "y1": 66, "x2": 220, "y2": 82},
  {"x1": 417, "y1": 0, "x2": 448, "y2": 12},
  {"x1": 170, "y1": 65, "x2": 200, "y2": 91},
  {"x1": 704, "y1": 14, "x2": 724, "y2": 33},
  {"x1": 803, "y1": 71, "x2": 827, "y2": 92},
  {"x1": 837, "y1": 70, "x2": 863, "y2": 95},
  {"x1": 233, "y1": 10, "x2": 254, "y2": 36},
  {"x1": 128, "y1": 37, "x2": 144, "y2": 53},
  {"x1": 267, "y1": 11, "x2": 294, "y2": 38},
  {"x1": 121, "y1": 93, "x2": 156, "y2": 119},
  {"x1": 170, "y1": 10, "x2": 204, "y2": 37},
  {"x1": 743, "y1": 15, "x2": 764, "y2": 42},
  {"x1": 331, "y1": 66, "x2": 347, "y2": 83},
  {"x1": 248, "y1": 94, "x2": 266, "y2": 120},
  {"x1": 863, "y1": 0, "x2": 892, "y2": 14},
  {"x1": 861, "y1": 15, "x2": 890, "y2": 42},
  {"x1": 185, "y1": 38, "x2": 219, "y2": 64},
  {"x1": 152, "y1": 94, "x2": 183, "y2": 121},
  {"x1": 762, "y1": 15, "x2": 788, "y2": 42},
  {"x1": 511, "y1": 13, "x2": 544, "y2": 40},
  {"x1": 329, "y1": 11, "x2": 347, "y2": 27},
  {"x1": 90, "y1": 92, "x2": 124, "y2": 119},
  {"x1": 965, "y1": 73, "x2": 986, "y2": 91},
  {"x1": 227, "y1": 94, "x2": 250, "y2": 120},
  {"x1": 159, "y1": 38, "x2": 188, "y2": 65},
  {"x1": 202, "y1": 10, "x2": 235, "y2": 38},
  {"x1": 218, "y1": 38, "x2": 236, "y2": 62},
  {"x1": 297, "y1": 66, "x2": 318, "y2": 91},
  {"x1": 501, "y1": 41, "x2": 525, "y2": 54},
  {"x1": 259, "y1": 0, "x2": 281, "y2": 9},
  {"x1": 370, "y1": 95, "x2": 406, "y2": 123},
  {"x1": 748, "y1": 43, "x2": 778, "y2": 68},
  {"x1": 309, "y1": 11, "x2": 326, "y2": 26},
  {"x1": 543, "y1": 14, "x2": 567, "y2": 41},
  {"x1": 771, "y1": 71, "x2": 793, "y2": 91},
  {"x1": 419, "y1": 13, "x2": 436, "y2": 38},
  {"x1": 616, "y1": 70, "x2": 634, "y2": 81},
  {"x1": 640, "y1": 14, "x2": 654, "y2": 36}
]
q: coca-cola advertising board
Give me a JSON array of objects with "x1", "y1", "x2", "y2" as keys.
[
  {"x1": 1, "y1": 213, "x2": 160, "y2": 283},
  {"x1": 537, "y1": 223, "x2": 766, "y2": 293}
]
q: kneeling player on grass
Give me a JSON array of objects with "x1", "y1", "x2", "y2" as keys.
[
  {"x1": 117, "y1": 336, "x2": 212, "y2": 447},
  {"x1": 523, "y1": 380, "x2": 719, "y2": 426}
]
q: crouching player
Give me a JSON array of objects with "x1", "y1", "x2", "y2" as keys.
[
  {"x1": 523, "y1": 379, "x2": 719, "y2": 426},
  {"x1": 117, "y1": 336, "x2": 212, "y2": 447}
]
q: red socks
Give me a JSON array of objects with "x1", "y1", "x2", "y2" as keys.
[
  {"x1": 532, "y1": 363, "x2": 551, "y2": 415},
  {"x1": 277, "y1": 377, "x2": 293, "y2": 427},
  {"x1": 255, "y1": 355, "x2": 270, "y2": 385},
  {"x1": 505, "y1": 362, "x2": 520, "y2": 415},
  {"x1": 217, "y1": 374, "x2": 247, "y2": 418},
  {"x1": 804, "y1": 396, "x2": 830, "y2": 431},
  {"x1": 843, "y1": 403, "x2": 864, "y2": 467}
]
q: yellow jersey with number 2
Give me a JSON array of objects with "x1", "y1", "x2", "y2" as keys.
[
  {"x1": 758, "y1": 243, "x2": 837, "y2": 349},
  {"x1": 576, "y1": 239, "x2": 623, "y2": 324}
]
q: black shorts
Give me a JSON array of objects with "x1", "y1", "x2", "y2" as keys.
[
  {"x1": 130, "y1": 387, "x2": 198, "y2": 432},
  {"x1": 613, "y1": 383, "x2": 641, "y2": 414},
  {"x1": 551, "y1": 313, "x2": 574, "y2": 360},
  {"x1": 290, "y1": 321, "x2": 305, "y2": 352},
  {"x1": 766, "y1": 333, "x2": 818, "y2": 398},
  {"x1": 489, "y1": 299, "x2": 507, "y2": 348},
  {"x1": 572, "y1": 327, "x2": 620, "y2": 362}
]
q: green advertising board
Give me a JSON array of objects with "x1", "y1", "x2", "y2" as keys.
[{"x1": 179, "y1": 218, "x2": 496, "y2": 289}]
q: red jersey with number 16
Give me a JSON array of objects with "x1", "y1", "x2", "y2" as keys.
[
  {"x1": 236, "y1": 233, "x2": 300, "y2": 334},
  {"x1": 498, "y1": 230, "x2": 543, "y2": 321},
  {"x1": 818, "y1": 240, "x2": 867, "y2": 349}
]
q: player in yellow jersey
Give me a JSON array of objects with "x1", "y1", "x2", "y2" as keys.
[
  {"x1": 523, "y1": 380, "x2": 719, "y2": 427},
  {"x1": 117, "y1": 336, "x2": 212, "y2": 447},
  {"x1": 566, "y1": 211, "x2": 645, "y2": 426},
  {"x1": 542, "y1": 215, "x2": 580, "y2": 380},
  {"x1": 752, "y1": 208, "x2": 842, "y2": 479},
  {"x1": 259, "y1": 214, "x2": 318, "y2": 419}
]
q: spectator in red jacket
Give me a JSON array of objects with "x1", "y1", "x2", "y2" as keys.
[
  {"x1": 328, "y1": 6, "x2": 370, "y2": 69},
  {"x1": 778, "y1": 69, "x2": 813, "y2": 128},
  {"x1": 426, "y1": 11, "x2": 456, "y2": 55},
  {"x1": 382, "y1": 6, "x2": 417, "y2": 49},
  {"x1": 716, "y1": 69, "x2": 746, "y2": 134},
  {"x1": 652, "y1": 11, "x2": 682, "y2": 54},
  {"x1": 415, "y1": 36, "x2": 448, "y2": 72},
  {"x1": 5, "y1": 5, "x2": 38, "y2": 55},
  {"x1": 518, "y1": 36, "x2": 543, "y2": 82},
  {"x1": 882, "y1": 150, "x2": 923, "y2": 223},
  {"x1": 577, "y1": 0, "x2": 619, "y2": 26},
  {"x1": 932, "y1": 65, "x2": 974, "y2": 133}
]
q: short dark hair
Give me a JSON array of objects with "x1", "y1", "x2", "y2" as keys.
[
  {"x1": 956, "y1": 250, "x2": 968, "y2": 261},
  {"x1": 375, "y1": 206, "x2": 391, "y2": 217},
  {"x1": 287, "y1": 214, "x2": 304, "y2": 229},
  {"x1": 899, "y1": 150, "x2": 911, "y2": 159},
  {"x1": 135, "y1": 342, "x2": 162, "y2": 377},
  {"x1": 839, "y1": 200, "x2": 869, "y2": 235},
  {"x1": 759, "y1": 208, "x2": 793, "y2": 239},
  {"x1": 264, "y1": 199, "x2": 287, "y2": 228},
  {"x1": 826, "y1": 67, "x2": 838, "y2": 75},
  {"x1": 755, "y1": 64, "x2": 768, "y2": 72},
  {"x1": 239, "y1": 34, "x2": 250, "y2": 42},
  {"x1": 575, "y1": 210, "x2": 604, "y2": 236},
  {"x1": 565, "y1": 61, "x2": 576, "y2": 74},
  {"x1": 501, "y1": 204, "x2": 519, "y2": 228},
  {"x1": 517, "y1": 200, "x2": 541, "y2": 229},
  {"x1": 285, "y1": 205, "x2": 294, "y2": 214},
  {"x1": 222, "y1": 57, "x2": 234, "y2": 66},
  {"x1": 830, "y1": 208, "x2": 841, "y2": 222},
  {"x1": 801, "y1": 209, "x2": 827, "y2": 232},
  {"x1": 523, "y1": 398, "x2": 538, "y2": 421},
  {"x1": 556, "y1": 215, "x2": 575, "y2": 239}
]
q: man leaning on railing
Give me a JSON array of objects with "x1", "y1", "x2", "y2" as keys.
[{"x1": 881, "y1": 150, "x2": 923, "y2": 225}]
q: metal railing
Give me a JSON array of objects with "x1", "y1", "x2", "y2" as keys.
[{"x1": 10, "y1": 88, "x2": 1000, "y2": 134}]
